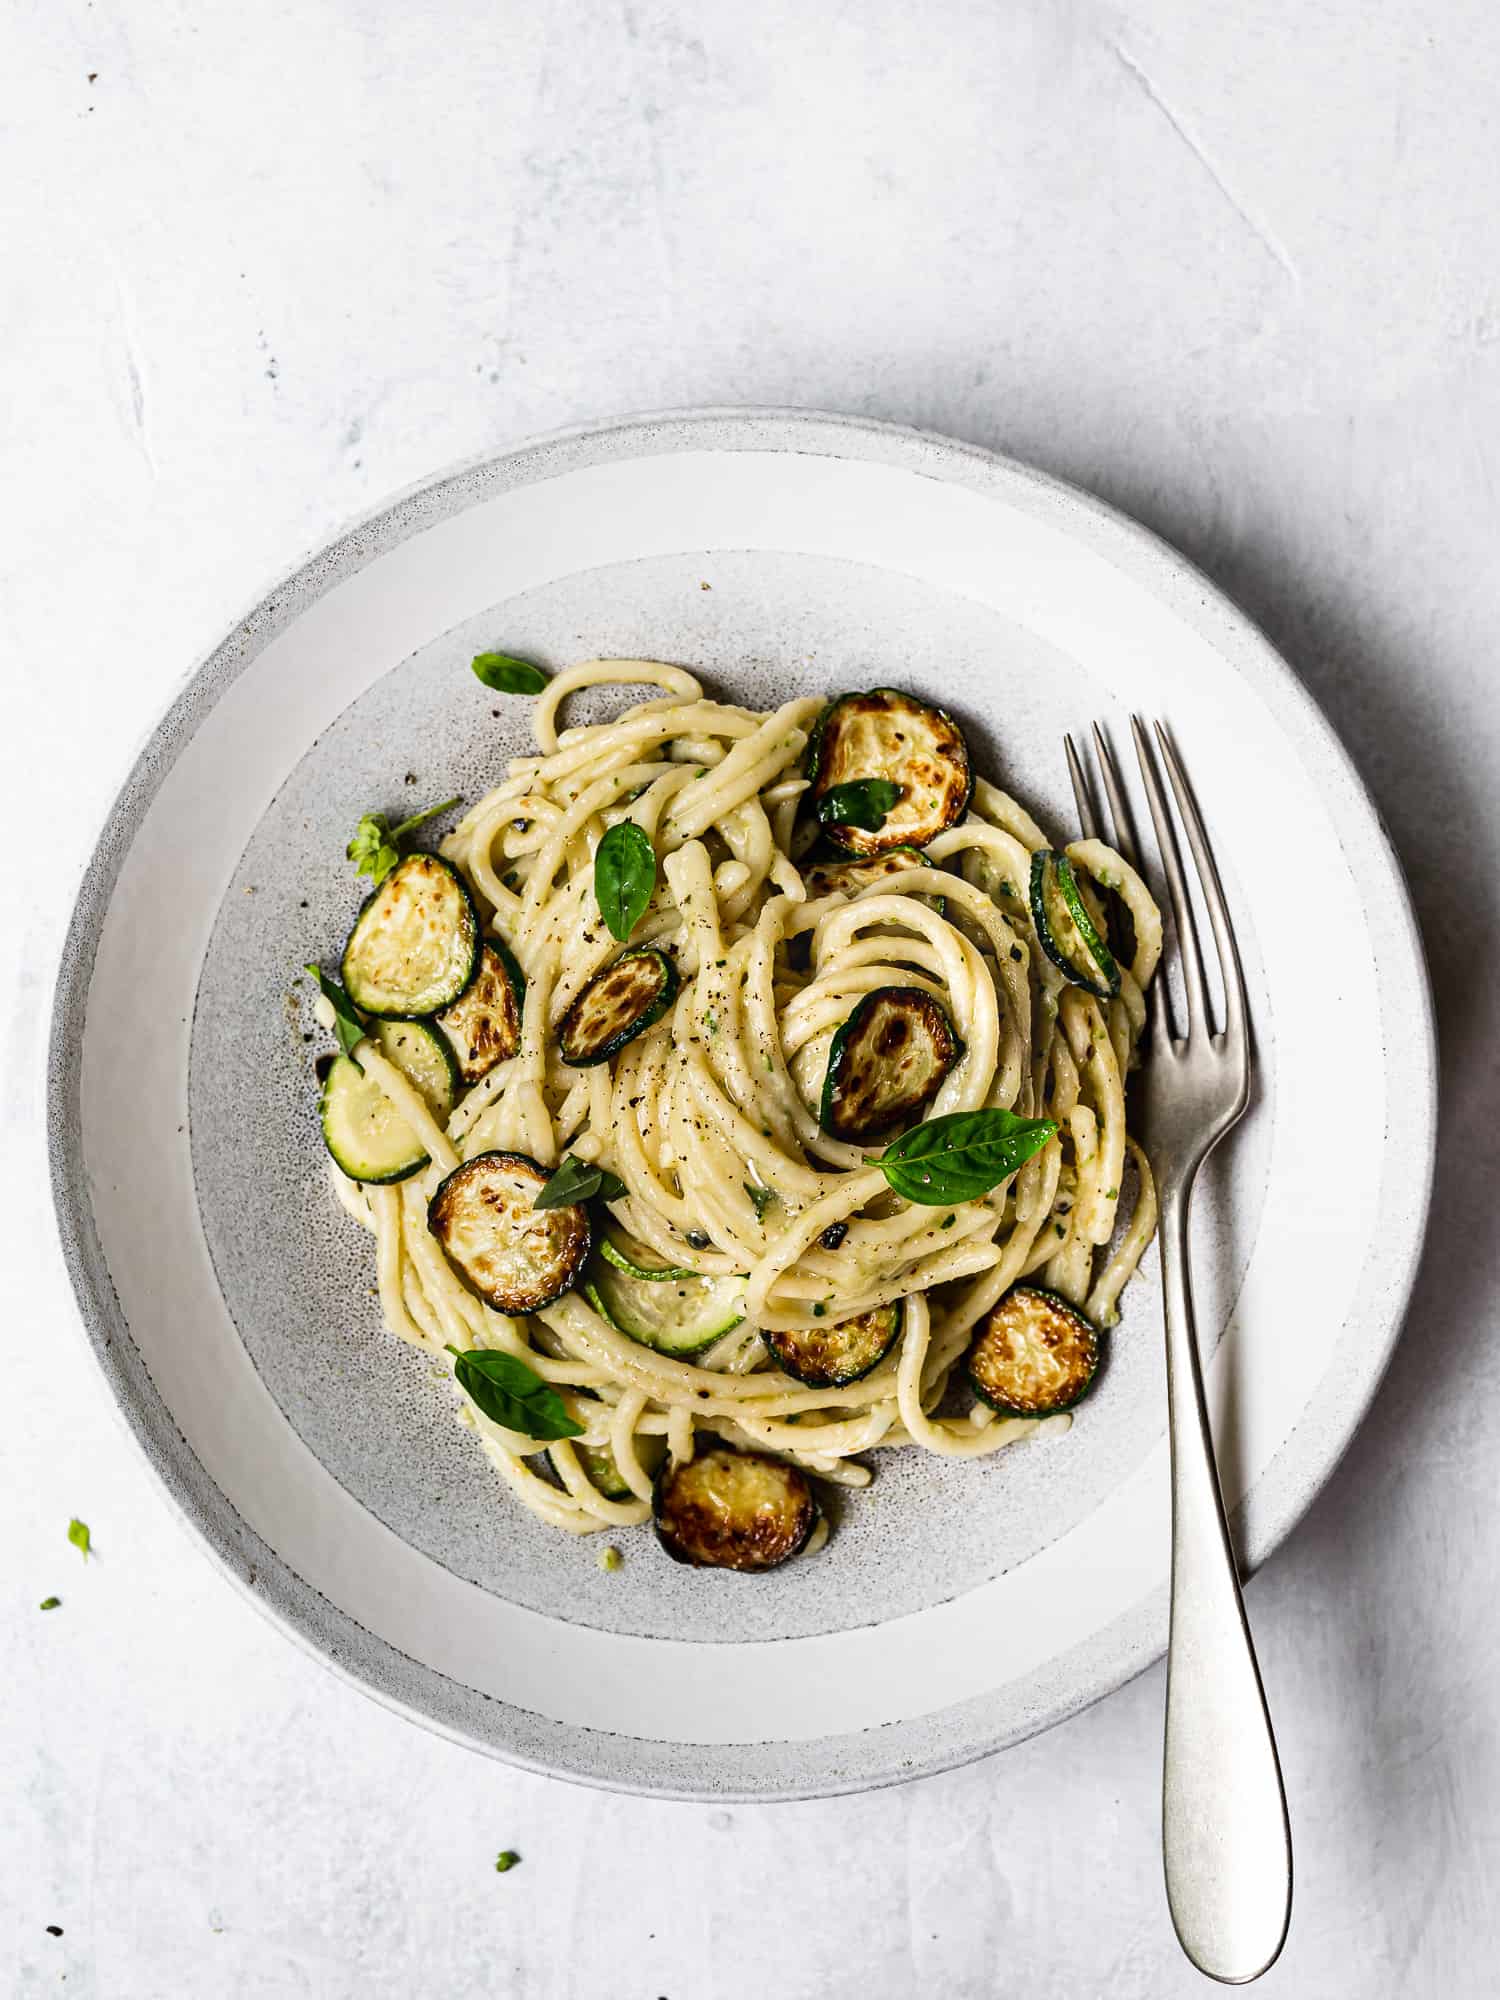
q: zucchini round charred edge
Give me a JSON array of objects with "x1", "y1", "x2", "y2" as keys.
[
  {"x1": 341, "y1": 852, "x2": 481, "y2": 1017},
  {"x1": 1029, "y1": 849, "x2": 1120, "y2": 999},
  {"x1": 966, "y1": 1284, "x2": 1101, "y2": 1417},
  {"x1": 318, "y1": 1017, "x2": 457, "y2": 1184},
  {"x1": 585, "y1": 1258, "x2": 747, "y2": 1357},
  {"x1": 557, "y1": 948, "x2": 678, "y2": 1067},
  {"x1": 427, "y1": 1151, "x2": 591, "y2": 1314},
  {"x1": 654, "y1": 1447, "x2": 818, "y2": 1571},
  {"x1": 437, "y1": 938, "x2": 525, "y2": 1084},
  {"x1": 801, "y1": 846, "x2": 945, "y2": 915},
  {"x1": 807, "y1": 688, "x2": 972, "y2": 857},
  {"x1": 819, "y1": 986, "x2": 962, "y2": 1143},
  {"x1": 762, "y1": 1299, "x2": 903, "y2": 1389}
]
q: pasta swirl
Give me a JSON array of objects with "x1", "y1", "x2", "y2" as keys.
[{"x1": 318, "y1": 661, "x2": 1158, "y2": 1544}]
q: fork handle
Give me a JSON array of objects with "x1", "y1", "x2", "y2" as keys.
[{"x1": 1159, "y1": 1171, "x2": 1292, "y2": 1983}]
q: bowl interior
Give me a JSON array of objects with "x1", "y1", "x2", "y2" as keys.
[{"x1": 190, "y1": 546, "x2": 1271, "y2": 1645}]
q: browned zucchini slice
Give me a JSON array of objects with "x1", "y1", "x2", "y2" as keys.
[
  {"x1": 341, "y1": 852, "x2": 481, "y2": 1017},
  {"x1": 436, "y1": 939, "x2": 525, "y2": 1084},
  {"x1": 654, "y1": 1447, "x2": 817, "y2": 1571},
  {"x1": 966, "y1": 1285, "x2": 1100, "y2": 1417},
  {"x1": 801, "y1": 846, "x2": 938, "y2": 901},
  {"x1": 819, "y1": 987, "x2": 962, "y2": 1142},
  {"x1": 807, "y1": 688, "x2": 972, "y2": 856},
  {"x1": 558, "y1": 948, "x2": 677, "y2": 1067},
  {"x1": 762, "y1": 1299, "x2": 903, "y2": 1388},
  {"x1": 427, "y1": 1151, "x2": 591, "y2": 1314}
]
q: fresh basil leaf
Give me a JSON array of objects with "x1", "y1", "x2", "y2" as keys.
[
  {"x1": 447, "y1": 1347, "x2": 584, "y2": 1440},
  {"x1": 744, "y1": 1180, "x2": 777, "y2": 1221},
  {"x1": 67, "y1": 1518, "x2": 91, "y2": 1562},
  {"x1": 816, "y1": 778, "x2": 901, "y2": 832},
  {"x1": 494, "y1": 1849, "x2": 521, "y2": 1873},
  {"x1": 472, "y1": 652, "x2": 550, "y2": 695},
  {"x1": 876, "y1": 1108, "x2": 1057, "y2": 1206},
  {"x1": 347, "y1": 796, "x2": 462, "y2": 886},
  {"x1": 533, "y1": 1154, "x2": 626, "y2": 1210},
  {"x1": 594, "y1": 822, "x2": 657, "y2": 941},
  {"x1": 304, "y1": 965, "x2": 367, "y2": 1065},
  {"x1": 39, "y1": 1596, "x2": 61, "y2": 1611},
  {"x1": 346, "y1": 814, "x2": 399, "y2": 883}
]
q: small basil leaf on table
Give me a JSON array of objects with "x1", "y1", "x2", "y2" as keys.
[
  {"x1": 815, "y1": 778, "x2": 901, "y2": 832},
  {"x1": 67, "y1": 1518, "x2": 92, "y2": 1561},
  {"x1": 594, "y1": 822, "x2": 657, "y2": 941},
  {"x1": 876, "y1": 1108, "x2": 1058, "y2": 1205},
  {"x1": 534, "y1": 1154, "x2": 626, "y2": 1209},
  {"x1": 303, "y1": 965, "x2": 367, "y2": 1065},
  {"x1": 446, "y1": 1346, "x2": 584, "y2": 1440},
  {"x1": 472, "y1": 652, "x2": 550, "y2": 695}
]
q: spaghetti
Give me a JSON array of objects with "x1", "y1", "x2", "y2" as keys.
[{"x1": 312, "y1": 660, "x2": 1160, "y2": 1547}]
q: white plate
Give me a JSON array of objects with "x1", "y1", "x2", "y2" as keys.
[{"x1": 48, "y1": 410, "x2": 1434, "y2": 1798}]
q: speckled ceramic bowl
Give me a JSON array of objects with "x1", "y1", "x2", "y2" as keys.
[{"x1": 48, "y1": 410, "x2": 1435, "y2": 1798}]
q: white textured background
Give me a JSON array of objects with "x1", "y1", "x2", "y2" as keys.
[{"x1": 4, "y1": 2, "x2": 1497, "y2": 1994}]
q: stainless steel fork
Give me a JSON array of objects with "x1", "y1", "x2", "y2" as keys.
[{"x1": 1066, "y1": 720, "x2": 1292, "y2": 1985}]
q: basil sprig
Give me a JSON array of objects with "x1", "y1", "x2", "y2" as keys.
[
  {"x1": 816, "y1": 779, "x2": 901, "y2": 832},
  {"x1": 594, "y1": 822, "x2": 657, "y2": 941},
  {"x1": 534, "y1": 1154, "x2": 627, "y2": 1210},
  {"x1": 447, "y1": 1346, "x2": 584, "y2": 1440},
  {"x1": 347, "y1": 796, "x2": 461, "y2": 886},
  {"x1": 304, "y1": 965, "x2": 367, "y2": 1066},
  {"x1": 876, "y1": 1108, "x2": 1057, "y2": 1205},
  {"x1": 472, "y1": 652, "x2": 550, "y2": 695}
]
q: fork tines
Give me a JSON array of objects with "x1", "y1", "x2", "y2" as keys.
[{"x1": 1065, "y1": 720, "x2": 1247, "y2": 1052}]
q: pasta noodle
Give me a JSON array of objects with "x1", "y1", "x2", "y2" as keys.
[{"x1": 317, "y1": 661, "x2": 1160, "y2": 1546}]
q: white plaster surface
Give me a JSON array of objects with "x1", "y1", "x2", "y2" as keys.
[{"x1": 3, "y1": 1, "x2": 1497, "y2": 1992}]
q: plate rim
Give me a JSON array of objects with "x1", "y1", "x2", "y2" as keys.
[{"x1": 47, "y1": 404, "x2": 1437, "y2": 1799}]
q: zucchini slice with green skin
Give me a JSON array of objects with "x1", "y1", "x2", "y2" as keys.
[
  {"x1": 427, "y1": 1151, "x2": 591, "y2": 1314},
  {"x1": 966, "y1": 1284, "x2": 1101, "y2": 1417},
  {"x1": 575, "y1": 1434, "x2": 664, "y2": 1500},
  {"x1": 801, "y1": 846, "x2": 945, "y2": 915},
  {"x1": 585, "y1": 1259, "x2": 748, "y2": 1356},
  {"x1": 807, "y1": 689, "x2": 972, "y2": 857},
  {"x1": 557, "y1": 948, "x2": 677, "y2": 1067},
  {"x1": 372, "y1": 1015, "x2": 461, "y2": 1102},
  {"x1": 762, "y1": 1299, "x2": 903, "y2": 1388},
  {"x1": 654, "y1": 1447, "x2": 817, "y2": 1571},
  {"x1": 318, "y1": 1018, "x2": 457, "y2": 1184},
  {"x1": 342, "y1": 852, "x2": 481, "y2": 1017},
  {"x1": 436, "y1": 939, "x2": 525, "y2": 1085},
  {"x1": 819, "y1": 986, "x2": 962, "y2": 1143},
  {"x1": 1029, "y1": 849, "x2": 1120, "y2": 999},
  {"x1": 598, "y1": 1232, "x2": 698, "y2": 1282}
]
